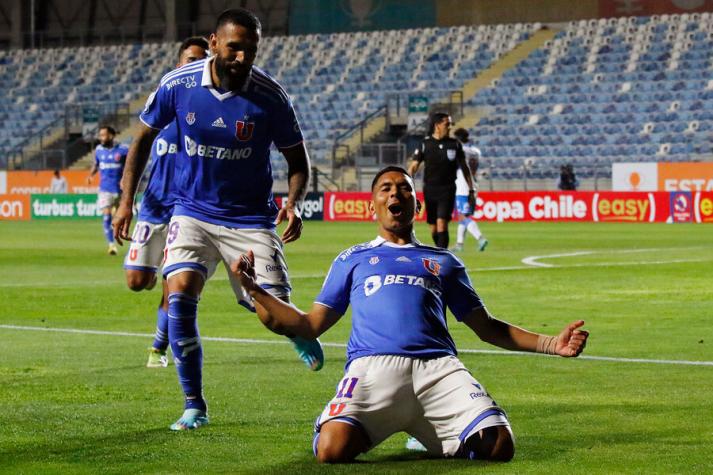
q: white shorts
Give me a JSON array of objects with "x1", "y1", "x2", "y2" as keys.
[
  {"x1": 455, "y1": 195, "x2": 472, "y2": 216},
  {"x1": 163, "y1": 215, "x2": 291, "y2": 309},
  {"x1": 314, "y1": 355, "x2": 510, "y2": 457},
  {"x1": 123, "y1": 221, "x2": 168, "y2": 272},
  {"x1": 98, "y1": 191, "x2": 120, "y2": 210}
]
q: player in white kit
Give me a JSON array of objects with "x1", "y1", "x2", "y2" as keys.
[
  {"x1": 231, "y1": 166, "x2": 589, "y2": 463},
  {"x1": 453, "y1": 128, "x2": 487, "y2": 252}
]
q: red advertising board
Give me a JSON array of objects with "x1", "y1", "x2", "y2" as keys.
[
  {"x1": 472, "y1": 191, "x2": 671, "y2": 223},
  {"x1": 324, "y1": 192, "x2": 428, "y2": 221},
  {"x1": 695, "y1": 192, "x2": 713, "y2": 223},
  {"x1": 600, "y1": 0, "x2": 713, "y2": 18},
  {"x1": 324, "y1": 191, "x2": 712, "y2": 223}
]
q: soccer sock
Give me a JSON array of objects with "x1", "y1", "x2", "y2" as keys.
[
  {"x1": 168, "y1": 292, "x2": 206, "y2": 412},
  {"x1": 457, "y1": 219, "x2": 468, "y2": 244},
  {"x1": 436, "y1": 231, "x2": 449, "y2": 249},
  {"x1": 431, "y1": 231, "x2": 438, "y2": 246},
  {"x1": 152, "y1": 306, "x2": 169, "y2": 352},
  {"x1": 102, "y1": 214, "x2": 114, "y2": 243},
  {"x1": 467, "y1": 220, "x2": 483, "y2": 240}
]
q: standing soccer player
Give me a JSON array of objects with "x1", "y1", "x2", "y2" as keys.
[
  {"x1": 123, "y1": 37, "x2": 209, "y2": 369},
  {"x1": 407, "y1": 113, "x2": 475, "y2": 249},
  {"x1": 452, "y1": 128, "x2": 487, "y2": 252},
  {"x1": 88, "y1": 125, "x2": 128, "y2": 255},
  {"x1": 231, "y1": 166, "x2": 589, "y2": 463},
  {"x1": 113, "y1": 8, "x2": 324, "y2": 431}
]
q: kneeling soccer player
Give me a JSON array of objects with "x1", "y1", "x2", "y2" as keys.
[{"x1": 231, "y1": 166, "x2": 589, "y2": 463}]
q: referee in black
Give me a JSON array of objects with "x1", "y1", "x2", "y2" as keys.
[{"x1": 407, "y1": 113, "x2": 475, "y2": 249}]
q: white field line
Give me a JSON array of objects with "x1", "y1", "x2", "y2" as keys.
[
  {"x1": 1, "y1": 324, "x2": 712, "y2": 367},
  {"x1": 2, "y1": 254, "x2": 710, "y2": 288},
  {"x1": 521, "y1": 246, "x2": 712, "y2": 268}
]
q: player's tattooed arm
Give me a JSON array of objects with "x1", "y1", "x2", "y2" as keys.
[
  {"x1": 112, "y1": 124, "x2": 159, "y2": 245},
  {"x1": 462, "y1": 307, "x2": 589, "y2": 358},
  {"x1": 277, "y1": 143, "x2": 311, "y2": 243},
  {"x1": 231, "y1": 250, "x2": 340, "y2": 338}
]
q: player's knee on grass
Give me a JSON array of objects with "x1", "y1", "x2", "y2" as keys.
[
  {"x1": 125, "y1": 270, "x2": 156, "y2": 291},
  {"x1": 315, "y1": 421, "x2": 369, "y2": 464},
  {"x1": 461, "y1": 425, "x2": 514, "y2": 462}
]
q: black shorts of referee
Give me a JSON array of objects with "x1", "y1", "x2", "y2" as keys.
[{"x1": 424, "y1": 184, "x2": 456, "y2": 225}]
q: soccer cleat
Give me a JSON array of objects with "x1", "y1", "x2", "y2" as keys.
[
  {"x1": 108, "y1": 243, "x2": 118, "y2": 255},
  {"x1": 170, "y1": 409, "x2": 209, "y2": 431},
  {"x1": 289, "y1": 336, "x2": 324, "y2": 371},
  {"x1": 478, "y1": 238, "x2": 489, "y2": 252},
  {"x1": 451, "y1": 243, "x2": 464, "y2": 252},
  {"x1": 405, "y1": 436, "x2": 428, "y2": 452},
  {"x1": 146, "y1": 347, "x2": 168, "y2": 368}
]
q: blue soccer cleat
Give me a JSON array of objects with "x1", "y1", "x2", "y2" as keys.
[
  {"x1": 169, "y1": 409, "x2": 209, "y2": 431},
  {"x1": 289, "y1": 336, "x2": 324, "y2": 371}
]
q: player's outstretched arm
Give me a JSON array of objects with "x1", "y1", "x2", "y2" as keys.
[
  {"x1": 112, "y1": 124, "x2": 158, "y2": 245},
  {"x1": 276, "y1": 143, "x2": 310, "y2": 243},
  {"x1": 462, "y1": 307, "x2": 589, "y2": 357},
  {"x1": 230, "y1": 251, "x2": 340, "y2": 339}
]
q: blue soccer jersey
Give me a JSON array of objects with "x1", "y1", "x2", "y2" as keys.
[
  {"x1": 139, "y1": 58, "x2": 304, "y2": 228},
  {"x1": 137, "y1": 123, "x2": 179, "y2": 224},
  {"x1": 316, "y1": 236, "x2": 484, "y2": 366},
  {"x1": 95, "y1": 143, "x2": 129, "y2": 193}
]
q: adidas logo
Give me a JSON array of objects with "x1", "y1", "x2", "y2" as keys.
[
  {"x1": 396, "y1": 256, "x2": 411, "y2": 262},
  {"x1": 211, "y1": 117, "x2": 227, "y2": 128}
]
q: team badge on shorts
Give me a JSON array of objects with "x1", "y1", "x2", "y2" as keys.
[
  {"x1": 422, "y1": 258, "x2": 441, "y2": 276},
  {"x1": 186, "y1": 112, "x2": 196, "y2": 125}
]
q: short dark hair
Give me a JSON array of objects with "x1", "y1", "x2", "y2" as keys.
[
  {"x1": 371, "y1": 166, "x2": 412, "y2": 191},
  {"x1": 428, "y1": 112, "x2": 450, "y2": 135},
  {"x1": 216, "y1": 8, "x2": 261, "y2": 34},
  {"x1": 178, "y1": 36, "x2": 209, "y2": 61},
  {"x1": 453, "y1": 128, "x2": 469, "y2": 143},
  {"x1": 99, "y1": 125, "x2": 116, "y2": 135}
]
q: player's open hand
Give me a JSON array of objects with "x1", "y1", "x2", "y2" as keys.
[
  {"x1": 230, "y1": 250, "x2": 259, "y2": 293},
  {"x1": 554, "y1": 320, "x2": 589, "y2": 357},
  {"x1": 275, "y1": 205, "x2": 303, "y2": 244},
  {"x1": 112, "y1": 202, "x2": 133, "y2": 246}
]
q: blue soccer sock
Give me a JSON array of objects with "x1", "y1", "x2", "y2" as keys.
[
  {"x1": 102, "y1": 214, "x2": 114, "y2": 243},
  {"x1": 152, "y1": 306, "x2": 169, "y2": 352},
  {"x1": 168, "y1": 292, "x2": 206, "y2": 412}
]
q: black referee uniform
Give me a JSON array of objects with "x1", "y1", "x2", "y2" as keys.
[{"x1": 412, "y1": 135, "x2": 465, "y2": 228}]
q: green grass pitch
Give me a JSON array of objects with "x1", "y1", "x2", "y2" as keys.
[{"x1": 1, "y1": 220, "x2": 712, "y2": 474}]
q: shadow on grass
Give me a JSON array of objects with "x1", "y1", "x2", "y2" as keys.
[
  {"x1": 2, "y1": 426, "x2": 172, "y2": 464},
  {"x1": 240, "y1": 450, "x2": 491, "y2": 475}
]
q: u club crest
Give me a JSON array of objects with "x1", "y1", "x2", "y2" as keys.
[
  {"x1": 185, "y1": 112, "x2": 196, "y2": 125},
  {"x1": 422, "y1": 258, "x2": 441, "y2": 276},
  {"x1": 235, "y1": 120, "x2": 255, "y2": 141}
]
